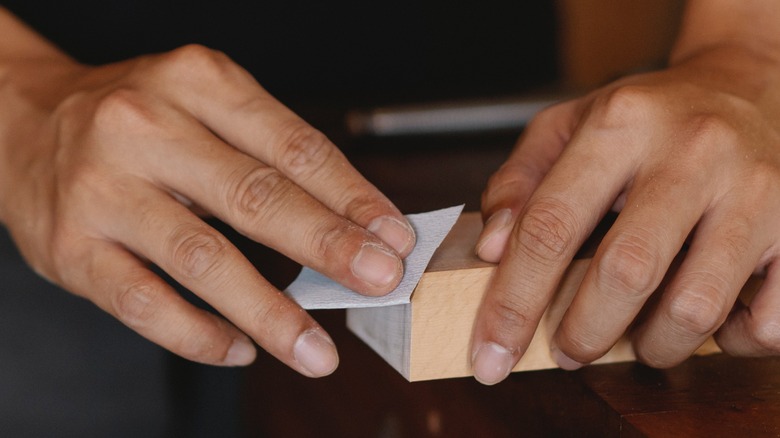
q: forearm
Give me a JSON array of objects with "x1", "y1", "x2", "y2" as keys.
[
  {"x1": 672, "y1": 0, "x2": 780, "y2": 64},
  {"x1": 0, "y1": 8, "x2": 87, "y2": 106},
  {"x1": 0, "y1": 7, "x2": 72, "y2": 61}
]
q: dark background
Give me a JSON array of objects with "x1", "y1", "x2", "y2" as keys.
[{"x1": 2, "y1": 0, "x2": 558, "y2": 107}]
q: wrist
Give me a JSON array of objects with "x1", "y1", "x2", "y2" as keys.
[
  {"x1": 666, "y1": 44, "x2": 780, "y2": 117},
  {"x1": 0, "y1": 57, "x2": 87, "y2": 227}
]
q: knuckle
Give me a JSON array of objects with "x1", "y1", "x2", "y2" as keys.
[
  {"x1": 515, "y1": 199, "x2": 577, "y2": 263},
  {"x1": 592, "y1": 85, "x2": 655, "y2": 128},
  {"x1": 247, "y1": 301, "x2": 277, "y2": 339},
  {"x1": 163, "y1": 44, "x2": 232, "y2": 78},
  {"x1": 246, "y1": 302, "x2": 275, "y2": 339},
  {"x1": 667, "y1": 281, "x2": 729, "y2": 336},
  {"x1": 689, "y1": 113, "x2": 737, "y2": 145},
  {"x1": 481, "y1": 167, "x2": 526, "y2": 212},
  {"x1": 485, "y1": 163, "x2": 536, "y2": 198},
  {"x1": 176, "y1": 324, "x2": 224, "y2": 363},
  {"x1": 596, "y1": 233, "x2": 661, "y2": 301},
  {"x1": 229, "y1": 168, "x2": 290, "y2": 217},
  {"x1": 114, "y1": 280, "x2": 158, "y2": 328},
  {"x1": 168, "y1": 226, "x2": 228, "y2": 280},
  {"x1": 486, "y1": 293, "x2": 534, "y2": 341},
  {"x1": 275, "y1": 121, "x2": 334, "y2": 178},
  {"x1": 563, "y1": 331, "x2": 607, "y2": 362},
  {"x1": 338, "y1": 189, "x2": 389, "y2": 222},
  {"x1": 304, "y1": 219, "x2": 353, "y2": 264},
  {"x1": 719, "y1": 230, "x2": 753, "y2": 267},
  {"x1": 244, "y1": 296, "x2": 300, "y2": 342},
  {"x1": 92, "y1": 88, "x2": 157, "y2": 134},
  {"x1": 680, "y1": 113, "x2": 739, "y2": 161},
  {"x1": 172, "y1": 43, "x2": 222, "y2": 60}
]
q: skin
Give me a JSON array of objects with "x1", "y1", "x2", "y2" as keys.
[
  {"x1": 0, "y1": 8, "x2": 416, "y2": 377},
  {"x1": 472, "y1": 0, "x2": 780, "y2": 384}
]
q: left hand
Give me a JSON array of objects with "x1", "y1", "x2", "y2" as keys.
[
  {"x1": 471, "y1": 45, "x2": 780, "y2": 384},
  {"x1": 0, "y1": 43, "x2": 414, "y2": 376}
]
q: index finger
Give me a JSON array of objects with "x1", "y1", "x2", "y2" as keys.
[
  {"x1": 156, "y1": 46, "x2": 415, "y2": 256},
  {"x1": 477, "y1": 100, "x2": 580, "y2": 263},
  {"x1": 470, "y1": 109, "x2": 640, "y2": 385}
]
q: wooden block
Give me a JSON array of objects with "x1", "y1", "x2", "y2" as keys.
[{"x1": 347, "y1": 212, "x2": 761, "y2": 382}]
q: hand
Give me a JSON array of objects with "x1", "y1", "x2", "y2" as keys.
[
  {"x1": 0, "y1": 44, "x2": 415, "y2": 376},
  {"x1": 471, "y1": 45, "x2": 780, "y2": 384}
]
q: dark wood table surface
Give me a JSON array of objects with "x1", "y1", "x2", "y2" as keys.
[
  {"x1": 241, "y1": 309, "x2": 780, "y2": 438},
  {"x1": 236, "y1": 126, "x2": 780, "y2": 437}
]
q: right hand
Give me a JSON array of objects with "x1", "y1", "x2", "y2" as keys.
[
  {"x1": 470, "y1": 44, "x2": 780, "y2": 384},
  {"x1": 0, "y1": 43, "x2": 415, "y2": 377}
]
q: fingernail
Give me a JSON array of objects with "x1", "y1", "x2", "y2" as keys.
[
  {"x1": 294, "y1": 328, "x2": 339, "y2": 377},
  {"x1": 224, "y1": 338, "x2": 256, "y2": 366},
  {"x1": 475, "y1": 209, "x2": 513, "y2": 263},
  {"x1": 472, "y1": 342, "x2": 515, "y2": 385},
  {"x1": 352, "y1": 242, "x2": 402, "y2": 288},
  {"x1": 551, "y1": 347, "x2": 584, "y2": 371},
  {"x1": 368, "y1": 215, "x2": 416, "y2": 257}
]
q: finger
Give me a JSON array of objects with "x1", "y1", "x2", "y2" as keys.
[
  {"x1": 152, "y1": 46, "x2": 414, "y2": 256},
  {"x1": 131, "y1": 111, "x2": 402, "y2": 295},
  {"x1": 471, "y1": 105, "x2": 642, "y2": 384},
  {"x1": 101, "y1": 181, "x2": 340, "y2": 377},
  {"x1": 477, "y1": 101, "x2": 580, "y2": 263},
  {"x1": 68, "y1": 239, "x2": 257, "y2": 367},
  {"x1": 631, "y1": 219, "x2": 758, "y2": 367},
  {"x1": 715, "y1": 262, "x2": 780, "y2": 356},
  {"x1": 552, "y1": 167, "x2": 709, "y2": 368}
]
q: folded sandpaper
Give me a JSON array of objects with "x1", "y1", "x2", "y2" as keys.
[{"x1": 285, "y1": 205, "x2": 464, "y2": 309}]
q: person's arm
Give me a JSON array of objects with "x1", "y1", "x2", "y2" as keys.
[
  {"x1": 0, "y1": 7, "x2": 416, "y2": 377},
  {"x1": 472, "y1": 0, "x2": 780, "y2": 384}
]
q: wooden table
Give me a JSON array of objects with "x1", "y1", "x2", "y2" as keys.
[{"x1": 241, "y1": 309, "x2": 780, "y2": 437}]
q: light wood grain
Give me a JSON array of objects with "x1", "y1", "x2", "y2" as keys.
[{"x1": 347, "y1": 212, "x2": 757, "y2": 381}]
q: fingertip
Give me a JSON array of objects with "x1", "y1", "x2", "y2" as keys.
[
  {"x1": 367, "y1": 215, "x2": 416, "y2": 258},
  {"x1": 550, "y1": 346, "x2": 585, "y2": 371},
  {"x1": 476, "y1": 232, "x2": 511, "y2": 263},
  {"x1": 224, "y1": 337, "x2": 257, "y2": 366},
  {"x1": 293, "y1": 328, "x2": 340, "y2": 377},
  {"x1": 475, "y1": 208, "x2": 514, "y2": 263},
  {"x1": 351, "y1": 242, "x2": 403, "y2": 294},
  {"x1": 471, "y1": 341, "x2": 515, "y2": 385}
]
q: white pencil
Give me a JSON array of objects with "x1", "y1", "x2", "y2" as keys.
[{"x1": 345, "y1": 95, "x2": 565, "y2": 137}]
